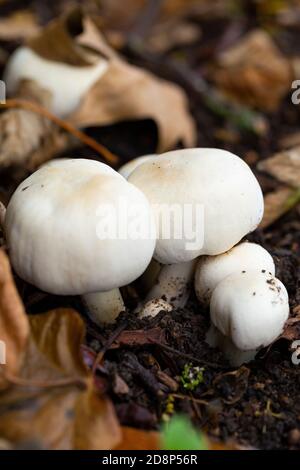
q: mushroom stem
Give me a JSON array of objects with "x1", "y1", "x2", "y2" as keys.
[
  {"x1": 138, "y1": 258, "x2": 162, "y2": 295},
  {"x1": 82, "y1": 289, "x2": 125, "y2": 325},
  {"x1": 206, "y1": 324, "x2": 257, "y2": 367},
  {"x1": 145, "y1": 259, "x2": 197, "y2": 308}
]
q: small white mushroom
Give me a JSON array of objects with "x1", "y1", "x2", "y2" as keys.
[
  {"x1": 118, "y1": 155, "x2": 156, "y2": 179},
  {"x1": 138, "y1": 298, "x2": 173, "y2": 319},
  {"x1": 144, "y1": 259, "x2": 197, "y2": 308},
  {"x1": 129, "y1": 148, "x2": 264, "y2": 308},
  {"x1": 4, "y1": 47, "x2": 108, "y2": 117},
  {"x1": 5, "y1": 158, "x2": 156, "y2": 324},
  {"x1": 195, "y1": 242, "x2": 275, "y2": 305},
  {"x1": 207, "y1": 271, "x2": 289, "y2": 366}
]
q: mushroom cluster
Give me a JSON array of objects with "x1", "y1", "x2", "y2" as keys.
[
  {"x1": 127, "y1": 148, "x2": 290, "y2": 364},
  {"x1": 4, "y1": 147, "x2": 290, "y2": 368},
  {"x1": 195, "y1": 242, "x2": 289, "y2": 366}
]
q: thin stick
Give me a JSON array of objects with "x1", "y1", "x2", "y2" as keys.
[
  {"x1": 151, "y1": 340, "x2": 228, "y2": 369},
  {"x1": 92, "y1": 320, "x2": 128, "y2": 374},
  {"x1": 0, "y1": 99, "x2": 119, "y2": 166}
]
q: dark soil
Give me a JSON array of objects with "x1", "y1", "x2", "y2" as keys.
[{"x1": 0, "y1": 0, "x2": 300, "y2": 451}]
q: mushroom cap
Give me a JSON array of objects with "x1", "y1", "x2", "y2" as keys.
[
  {"x1": 128, "y1": 148, "x2": 264, "y2": 264},
  {"x1": 4, "y1": 47, "x2": 108, "y2": 117},
  {"x1": 5, "y1": 158, "x2": 156, "y2": 295},
  {"x1": 118, "y1": 155, "x2": 156, "y2": 179},
  {"x1": 210, "y1": 271, "x2": 289, "y2": 351},
  {"x1": 195, "y1": 242, "x2": 275, "y2": 304}
]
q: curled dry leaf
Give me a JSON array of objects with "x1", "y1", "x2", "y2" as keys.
[
  {"x1": 211, "y1": 30, "x2": 292, "y2": 111},
  {"x1": 115, "y1": 427, "x2": 159, "y2": 450},
  {"x1": 258, "y1": 146, "x2": 300, "y2": 189},
  {"x1": 0, "y1": 80, "x2": 74, "y2": 169},
  {"x1": 0, "y1": 309, "x2": 121, "y2": 450},
  {"x1": 27, "y1": 10, "x2": 196, "y2": 151},
  {"x1": 0, "y1": 249, "x2": 29, "y2": 388},
  {"x1": 260, "y1": 186, "x2": 295, "y2": 229}
]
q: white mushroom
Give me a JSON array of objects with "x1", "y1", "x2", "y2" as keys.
[
  {"x1": 4, "y1": 47, "x2": 108, "y2": 117},
  {"x1": 5, "y1": 158, "x2": 156, "y2": 324},
  {"x1": 138, "y1": 298, "x2": 173, "y2": 319},
  {"x1": 128, "y1": 148, "x2": 264, "y2": 307},
  {"x1": 118, "y1": 155, "x2": 156, "y2": 179},
  {"x1": 195, "y1": 242, "x2": 275, "y2": 305},
  {"x1": 208, "y1": 271, "x2": 289, "y2": 366}
]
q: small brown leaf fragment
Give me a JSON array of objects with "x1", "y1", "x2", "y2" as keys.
[
  {"x1": 0, "y1": 249, "x2": 29, "y2": 387},
  {"x1": 0, "y1": 11, "x2": 40, "y2": 42},
  {"x1": 111, "y1": 327, "x2": 166, "y2": 348},
  {"x1": 258, "y1": 147, "x2": 300, "y2": 189},
  {"x1": 281, "y1": 305, "x2": 300, "y2": 341},
  {"x1": 0, "y1": 80, "x2": 73, "y2": 170},
  {"x1": 260, "y1": 186, "x2": 295, "y2": 229},
  {"x1": 115, "y1": 427, "x2": 159, "y2": 450},
  {"x1": 211, "y1": 30, "x2": 292, "y2": 111}
]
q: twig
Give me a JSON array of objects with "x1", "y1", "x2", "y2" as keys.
[
  {"x1": 172, "y1": 393, "x2": 209, "y2": 406},
  {"x1": 151, "y1": 341, "x2": 228, "y2": 369},
  {"x1": 92, "y1": 320, "x2": 128, "y2": 374},
  {"x1": 0, "y1": 99, "x2": 119, "y2": 166}
]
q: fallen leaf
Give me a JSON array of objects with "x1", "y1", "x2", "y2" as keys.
[
  {"x1": 115, "y1": 427, "x2": 159, "y2": 450},
  {"x1": 0, "y1": 80, "x2": 74, "y2": 170},
  {"x1": 258, "y1": 147, "x2": 300, "y2": 188},
  {"x1": 26, "y1": 10, "x2": 196, "y2": 152},
  {"x1": 260, "y1": 186, "x2": 295, "y2": 229},
  {"x1": 0, "y1": 309, "x2": 121, "y2": 450},
  {"x1": 281, "y1": 305, "x2": 300, "y2": 341},
  {"x1": 0, "y1": 249, "x2": 29, "y2": 387},
  {"x1": 0, "y1": 10, "x2": 40, "y2": 41},
  {"x1": 146, "y1": 19, "x2": 201, "y2": 54},
  {"x1": 211, "y1": 29, "x2": 292, "y2": 111}
]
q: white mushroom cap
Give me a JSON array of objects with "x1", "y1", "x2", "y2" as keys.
[
  {"x1": 195, "y1": 242, "x2": 275, "y2": 305},
  {"x1": 128, "y1": 148, "x2": 264, "y2": 265},
  {"x1": 210, "y1": 271, "x2": 289, "y2": 353},
  {"x1": 4, "y1": 47, "x2": 108, "y2": 117},
  {"x1": 5, "y1": 158, "x2": 156, "y2": 295},
  {"x1": 118, "y1": 155, "x2": 156, "y2": 179}
]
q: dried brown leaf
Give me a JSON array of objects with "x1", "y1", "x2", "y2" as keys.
[
  {"x1": 27, "y1": 11, "x2": 196, "y2": 152},
  {"x1": 0, "y1": 249, "x2": 29, "y2": 387},
  {"x1": 281, "y1": 305, "x2": 300, "y2": 341},
  {"x1": 0, "y1": 80, "x2": 74, "y2": 169},
  {"x1": 0, "y1": 10, "x2": 40, "y2": 42},
  {"x1": 0, "y1": 309, "x2": 121, "y2": 450},
  {"x1": 260, "y1": 186, "x2": 295, "y2": 229},
  {"x1": 115, "y1": 427, "x2": 160, "y2": 450},
  {"x1": 258, "y1": 147, "x2": 300, "y2": 188},
  {"x1": 212, "y1": 30, "x2": 292, "y2": 111},
  {"x1": 71, "y1": 57, "x2": 195, "y2": 151}
]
